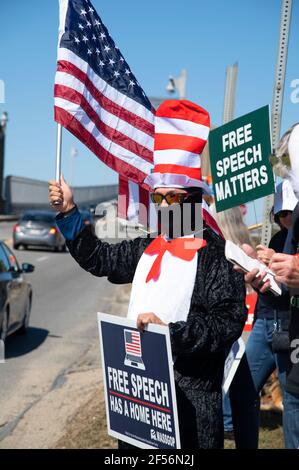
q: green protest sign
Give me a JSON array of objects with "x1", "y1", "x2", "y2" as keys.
[{"x1": 209, "y1": 106, "x2": 274, "y2": 212}]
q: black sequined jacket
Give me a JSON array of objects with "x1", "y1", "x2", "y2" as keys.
[{"x1": 66, "y1": 225, "x2": 246, "y2": 448}]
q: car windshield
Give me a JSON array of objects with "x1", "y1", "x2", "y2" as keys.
[{"x1": 21, "y1": 213, "x2": 55, "y2": 223}]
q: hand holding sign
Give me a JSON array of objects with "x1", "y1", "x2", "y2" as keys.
[
  {"x1": 226, "y1": 242, "x2": 274, "y2": 294},
  {"x1": 269, "y1": 253, "x2": 299, "y2": 288},
  {"x1": 137, "y1": 312, "x2": 167, "y2": 331},
  {"x1": 256, "y1": 244, "x2": 276, "y2": 266}
]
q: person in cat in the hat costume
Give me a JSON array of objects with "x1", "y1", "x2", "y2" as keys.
[{"x1": 49, "y1": 100, "x2": 247, "y2": 448}]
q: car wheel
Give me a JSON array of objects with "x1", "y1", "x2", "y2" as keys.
[
  {"x1": 56, "y1": 244, "x2": 66, "y2": 253},
  {"x1": 13, "y1": 244, "x2": 19, "y2": 250},
  {"x1": 0, "y1": 309, "x2": 9, "y2": 342},
  {"x1": 18, "y1": 297, "x2": 31, "y2": 335}
]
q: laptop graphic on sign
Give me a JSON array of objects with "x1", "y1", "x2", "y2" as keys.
[{"x1": 124, "y1": 329, "x2": 145, "y2": 370}]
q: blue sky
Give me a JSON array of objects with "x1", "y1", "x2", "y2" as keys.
[{"x1": 1, "y1": 0, "x2": 299, "y2": 222}]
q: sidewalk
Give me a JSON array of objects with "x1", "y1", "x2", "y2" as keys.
[
  {"x1": 0, "y1": 284, "x2": 131, "y2": 449},
  {"x1": 0, "y1": 215, "x2": 18, "y2": 222}
]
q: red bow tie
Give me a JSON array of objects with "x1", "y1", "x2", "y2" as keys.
[{"x1": 144, "y1": 235, "x2": 207, "y2": 283}]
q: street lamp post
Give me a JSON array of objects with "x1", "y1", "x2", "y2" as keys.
[
  {"x1": 222, "y1": 62, "x2": 238, "y2": 125},
  {"x1": 0, "y1": 112, "x2": 8, "y2": 214},
  {"x1": 166, "y1": 69, "x2": 187, "y2": 99}
]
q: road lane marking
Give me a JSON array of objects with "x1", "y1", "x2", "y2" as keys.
[{"x1": 37, "y1": 256, "x2": 49, "y2": 262}]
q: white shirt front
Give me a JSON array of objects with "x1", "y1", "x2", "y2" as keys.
[{"x1": 127, "y1": 236, "x2": 198, "y2": 324}]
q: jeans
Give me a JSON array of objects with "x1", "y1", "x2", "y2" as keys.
[
  {"x1": 223, "y1": 392, "x2": 234, "y2": 432},
  {"x1": 224, "y1": 318, "x2": 288, "y2": 448},
  {"x1": 283, "y1": 389, "x2": 299, "y2": 449}
]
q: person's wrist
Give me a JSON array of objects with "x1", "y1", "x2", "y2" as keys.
[{"x1": 61, "y1": 202, "x2": 76, "y2": 214}]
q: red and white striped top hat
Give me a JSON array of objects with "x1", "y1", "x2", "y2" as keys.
[{"x1": 144, "y1": 99, "x2": 211, "y2": 193}]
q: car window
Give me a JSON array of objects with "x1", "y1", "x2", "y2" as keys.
[
  {"x1": 0, "y1": 245, "x2": 10, "y2": 273},
  {"x1": 21, "y1": 213, "x2": 55, "y2": 223},
  {"x1": 1, "y1": 244, "x2": 20, "y2": 272}
]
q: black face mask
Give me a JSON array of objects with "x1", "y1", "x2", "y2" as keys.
[{"x1": 156, "y1": 190, "x2": 203, "y2": 238}]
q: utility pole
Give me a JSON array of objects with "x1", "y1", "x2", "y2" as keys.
[
  {"x1": 201, "y1": 63, "x2": 238, "y2": 181},
  {"x1": 222, "y1": 62, "x2": 238, "y2": 124},
  {"x1": 261, "y1": 0, "x2": 293, "y2": 246}
]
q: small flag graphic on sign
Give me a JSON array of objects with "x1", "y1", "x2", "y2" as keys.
[
  {"x1": 124, "y1": 329, "x2": 145, "y2": 370},
  {"x1": 125, "y1": 331, "x2": 141, "y2": 356}
]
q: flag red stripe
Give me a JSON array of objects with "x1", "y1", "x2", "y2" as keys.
[
  {"x1": 55, "y1": 85, "x2": 153, "y2": 164},
  {"x1": 118, "y1": 175, "x2": 130, "y2": 219},
  {"x1": 138, "y1": 185, "x2": 149, "y2": 227},
  {"x1": 138, "y1": 187, "x2": 150, "y2": 208},
  {"x1": 154, "y1": 134, "x2": 206, "y2": 153},
  {"x1": 57, "y1": 60, "x2": 155, "y2": 137},
  {"x1": 55, "y1": 106, "x2": 151, "y2": 189},
  {"x1": 153, "y1": 164, "x2": 202, "y2": 180},
  {"x1": 202, "y1": 208, "x2": 224, "y2": 239}
]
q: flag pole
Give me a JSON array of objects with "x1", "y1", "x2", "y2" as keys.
[
  {"x1": 55, "y1": 123, "x2": 62, "y2": 182},
  {"x1": 53, "y1": 122, "x2": 62, "y2": 206}
]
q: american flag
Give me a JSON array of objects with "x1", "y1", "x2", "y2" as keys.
[
  {"x1": 54, "y1": 0, "x2": 154, "y2": 190},
  {"x1": 54, "y1": 0, "x2": 223, "y2": 234},
  {"x1": 124, "y1": 330, "x2": 142, "y2": 356},
  {"x1": 118, "y1": 174, "x2": 158, "y2": 230}
]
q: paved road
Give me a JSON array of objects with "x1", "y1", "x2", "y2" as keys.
[
  {"x1": 0, "y1": 222, "x2": 125, "y2": 438},
  {"x1": 0, "y1": 222, "x2": 16, "y2": 244}
]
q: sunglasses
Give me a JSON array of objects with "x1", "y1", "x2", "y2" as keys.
[
  {"x1": 150, "y1": 191, "x2": 202, "y2": 206},
  {"x1": 277, "y1": 210, "x2": 292, "y2": 218},
  {"x1": 150, "y1": 192, "x2": 188, "y2": 205}
]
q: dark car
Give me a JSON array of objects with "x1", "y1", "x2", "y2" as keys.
[
  {"x1": 79, "y1": 209, "x2": 94, "y2": 227},
  {"x1": 13, "y1": 210, "x2": 66, "y2": 251},
  {"x1": 0, "y1": 241, "x2": 34, "y2": 341}
]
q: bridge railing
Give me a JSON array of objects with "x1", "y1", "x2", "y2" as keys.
[{"x1": 4, "y1": 175, "x2": 118, "y2": 215}]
